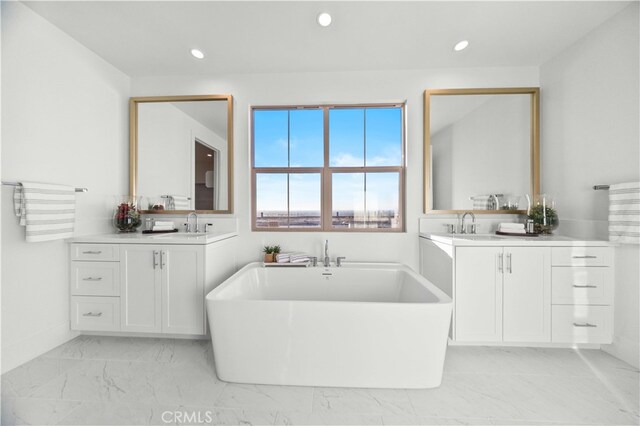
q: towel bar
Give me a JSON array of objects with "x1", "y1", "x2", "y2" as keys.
[
  {"x1": 2, "y1": 181, "x2": 88, "y2": 192},
  {"x1": 593, "y1": 185, "x2": 610, "y2": 190}
]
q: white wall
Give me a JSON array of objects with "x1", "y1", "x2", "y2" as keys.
[
  {"x1": 132, "y1": 67, "x2": 539, "y2": 271},
  {"x1": 0, "y1": 2, "x2": 130, "y2": 373},
  {"x1": 541, "y1": 3, "x2": 639, "y2": 367}
]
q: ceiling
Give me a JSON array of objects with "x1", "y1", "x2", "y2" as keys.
[{"x1": 23, "y1": 1, "x2": 632, "y2": 77}]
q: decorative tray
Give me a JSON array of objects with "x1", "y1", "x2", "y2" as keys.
[
  {"x1": 495, "y1": 231, "x2": 539, "y2": 237},
  {"x1": 263, "y1": 262, "x2": 310, "y2": 267},
  {"x1": 142, "y1": 229, "x2": 179, "y2": 234}
]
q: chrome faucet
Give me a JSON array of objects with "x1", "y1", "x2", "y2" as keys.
[
  {"x1": 460, "y1": 212, "x2": 476, "y2": 234},
  {"x1": 323, "y1": 239, "x2": 330, "y2": 267},
  {"x1": 185, "y1": 212, "x2": 199, "y2": 233},
  {"x1": 336, "y1": 256, "x2": 346, "y2": 267}
]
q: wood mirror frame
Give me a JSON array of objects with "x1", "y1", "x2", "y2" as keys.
[
  {"x1": 129, "y1": 94, "x2": 234, "y2": 214},
  {"x1": 423, "y1": 87, "x2": 540, "y2": 214}
]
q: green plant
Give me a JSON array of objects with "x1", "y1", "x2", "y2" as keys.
[
  {"x1": 262, "y1": 245, "x2": 281, "y2": 254},
  {"x1": 528, "y1": 205, "x2": 558, "y2": 234}
]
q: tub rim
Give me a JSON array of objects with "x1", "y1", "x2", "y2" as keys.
[{"x1": 205, "y1": 261, "x2": 452, "y2": 305}]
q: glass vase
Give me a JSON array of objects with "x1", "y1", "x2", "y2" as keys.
[
  {"x1": 113, "y1": 196, "x2": 142, "y2": 233},
  {"x1": 528, "y1": 194, "x2": 559, "y2": 234}
]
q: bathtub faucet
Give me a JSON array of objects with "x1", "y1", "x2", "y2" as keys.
[{"x1": 324, "y1": 239, "x2": 330, "y2": 267}]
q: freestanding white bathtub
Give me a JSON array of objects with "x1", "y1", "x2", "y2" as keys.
[{"x1": 205, "y1": 262, "x2": 452, "y2": 389}]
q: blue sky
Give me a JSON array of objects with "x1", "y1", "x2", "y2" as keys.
[{"x1": 254, "y1": 107, "x2": 401, "y2": 212}]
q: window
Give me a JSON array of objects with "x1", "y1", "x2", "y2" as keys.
[{"x1": 252, "y1": 104, "x2": 405, "y2": 232}]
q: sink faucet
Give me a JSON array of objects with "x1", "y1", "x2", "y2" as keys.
[
  {"x1": 460, "y1": 212, "x2": 476, "y2": 234},
  {"x1": 185, "y1": 212, "x2": 199, "y2": 233},
  {"x1": 323, "y1": 239, "x2": 330, "y2": 267}
]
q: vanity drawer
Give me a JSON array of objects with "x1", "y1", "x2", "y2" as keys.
[
  {"x1": 71, "y1": 244, "x2": 119, "y2": 262},
  {"x1": 71, "y1": 296, "x2": 120, "y2": 332},
  {"x1": 551, "y1": 247, "x2": 611, "y2": 267},
  {"x1": 71, "y1": 262, "x2": 120, "y2": 296},
  {"x1": 552, "y1": 267, "x2": 612, "y2": 305},
  {"x1": 551, "y1": 305, "x2": 612, "y2": 344}
]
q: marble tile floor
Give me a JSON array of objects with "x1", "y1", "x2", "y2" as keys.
[{"x1": 1, "y1": 336, "x2": 638, "y2": 426}]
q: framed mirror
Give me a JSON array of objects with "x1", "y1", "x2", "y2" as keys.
[
  {"x1": 130, "y1": 95, "x2": 233, "y2": 214},
  {"x1": 424, "y1": 88, "x2": 539, "y2": 214}
]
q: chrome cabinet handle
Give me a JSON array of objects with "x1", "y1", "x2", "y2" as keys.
[
  {"x1": 82, "y1": 277, "x2": 103, "y2": 281},
  {"x1": 153, "y1": 251, "x2": 159, "y2": 269},
  {"x1": 82, "y1": 250, "x2": 102, "y2": 254},
  {"x1": 82, "y1": 312, "x2": 103, "y2": 317},
  {"x1": 573, "y1": 322, "x2": 597, "y2": 328},
  {"x1": 572, "y1": 255, "x2": 597, "y2": 259},
  {"x1": 497, "y1": 253, "x2": 504, "y2": 273},
  {"x1": 506, "y1": 253, "x2": 512, "y2": 274},
  {"x1": 573, "y1": 284, "x2": 597, "y2": 288},
  {"x1": 161, "y1": 251, "x2": 166, "y2": 269}
]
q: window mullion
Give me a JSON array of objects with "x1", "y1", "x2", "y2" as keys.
[
  {"x1": 363, "y1": 109, "x2": 367, "y2": 227},
  {"x1": 287, "y1": 111, "x2": 291, "y2": 228},
  {"x1": 286, "y1": 173, "x2": 290, "y2": 229},
  {"x1": 364, "y1": 172, "x2": 368, "y2": 228},
  {"x1": 322, "y1": 107, "x2": 331, "y2": 231}
]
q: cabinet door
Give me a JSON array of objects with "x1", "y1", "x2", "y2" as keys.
[
  {"x1": 120, "y1": 245, "x2": 162, "y2": 332},
  {"x1": 503, "y1": 247, "x2": 551, "y2": 342},
  {"x1": 455, "y1": 246, "x2": 503, "y2": 342},
  {"x1": 161, "y1": 246, "x2": 204, "y2": 334}
]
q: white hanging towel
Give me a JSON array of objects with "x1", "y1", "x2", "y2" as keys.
[
  {"x1": 165, "y1": 195, "x2": 191, "y2": 210},
  {"x1": 609, "y1": 181, "x2": 640, "y2": 244},
  {"x1": 13, "y1": 182, "x2": 76, "y2": 242},
  {"x1": 470, "y1": 194, "x2": 498, "y2": 210}
]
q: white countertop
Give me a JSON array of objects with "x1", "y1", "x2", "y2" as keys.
[
  {"x1": 420, "y1": 232, "x2": 612, "y2": 247},
  {"x1": 70, "y1": 231, "x2": 238, "y2": 245}
]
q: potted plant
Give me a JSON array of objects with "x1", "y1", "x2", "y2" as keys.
[
  {"x1": 263, "y1": 245, "x2": 281, "y2": 263},
  {"x1": 528, "y1": 195, "x2": 558, "y2": 234},
  {"x1": 113, "y1": 196, "x2": 142, "y2": 233}
]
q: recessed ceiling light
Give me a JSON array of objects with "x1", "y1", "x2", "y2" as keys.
[
  {"x1": 317, "y1": 12, "x2": 332, "y2": 27},
  {"x1": 190, "y1": 48, "x2": 205, "y2": 59},
  {"x1": 453, "y1": 40, "x2": 469, "y2": 52}
]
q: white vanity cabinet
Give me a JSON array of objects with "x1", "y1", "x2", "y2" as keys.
[
  {"x1": 70, "y1": 243, "x2": 121, "y2": 331},
  {"x1": 550, "y1": 247, "x2": 613, "y2": 344},
  {"x1": 120, "y1": 244, "x2": 203, "y2": 334},
  {"x1": 69, "y1": 232, "x2": 237, "y2": 337},
  {"x1": 455, "y1": 246, "x2": 551, "y2": 343},
  {"x1": 420, "y1": 234, "x2": 612, "y2": 346}
]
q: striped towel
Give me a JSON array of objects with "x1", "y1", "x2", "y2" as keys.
[
  {"x1": 290, "y1": 253, "x2": 311, "y2": 263},
  {"x1": 164, "y1": 195, "x2": 191, "y2": 210},
  {"x1": 276, "y1": 252, "x2": 311, "y2": 263},
  {"x1": 13, "y1": 182, "x2": 76, "y2": 242},
  {"x1": 609, "y1": 182, "x2": 640, "y2": 244},
  {"x1": 471, "y1": 195, "x2": 498, "y2": 210}
]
